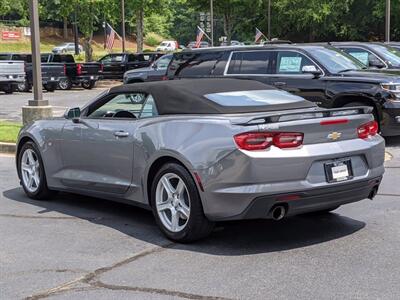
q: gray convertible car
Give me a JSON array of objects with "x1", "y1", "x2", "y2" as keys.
[{"x1": 16, "y1": 79, "x2": 385, "y2": 242}]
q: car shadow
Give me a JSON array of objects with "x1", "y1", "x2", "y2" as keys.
[
  {"x1": 3, "y1": 187, "x2": 365, "y2": 256},
  {"x1": 385, "y1": 136, "x2": 400, "y2": 147}
]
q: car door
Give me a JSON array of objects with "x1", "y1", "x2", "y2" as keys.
[
  {"x1": 338, "y1": 47, "x2": 387, "y2": 69},
  {"x1": 268, "y1": 50, "x2": 327, "y2": 106},
  {"x1": 100, "y1": 54, "x2": 125, "y2": 79},
  {"x1": 60, "y1": 92, "x2": 147, "y2": 194},
  {"x1": 147, "y1": 55, "x2": 172, "y2": 81},
  {"x1": 223, "y1": 50, "x2": 273, "y2": 84},
  {"x1": 67, "y1": 44, "x2": 75, "y2": 53}
]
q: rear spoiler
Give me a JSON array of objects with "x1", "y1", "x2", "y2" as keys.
[{"x1": 232, "y1": 106, "x2": 373, "y2": 126}]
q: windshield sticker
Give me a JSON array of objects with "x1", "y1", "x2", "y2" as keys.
[
  {"x1": 279, "y1": 56, "x2": 302, "y2": 72},
  {"x1": 349, "y1": 52, "x2": 369, "y2": 65}
]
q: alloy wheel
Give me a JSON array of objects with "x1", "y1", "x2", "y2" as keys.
[
  {"x1": 21, "y1": 149, "x2": 40, "y2": 193},
  {"x1": 155, "y1": 173, "x2": 191, "y2": 232}
]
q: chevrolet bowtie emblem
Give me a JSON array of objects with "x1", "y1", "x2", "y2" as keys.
[{"x1": 328, "y1": 132, "x2": 342, "y2": 141}]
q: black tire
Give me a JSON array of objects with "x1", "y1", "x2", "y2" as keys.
[
  {"x1": 3, "y1": 84, "x2": 13, "y2": 94},
  {"x1": 44, "y1": 83, "x2": 56, "y2": 92},
  {"x1": 58, "y1": 78, "x2": 72, "y2": 90},
  {"x1": 343, "y1": 102, "x2": 378, "y2": 122},
  {"x1": 17, "y1": 141, "x2": 55, "y2": 200},
  {"x1": 81, "y1": 80, "x2": 96, "y2": 89},
  {"x1": 150, "y1": 163, "x2": 214, "y2": 243}
]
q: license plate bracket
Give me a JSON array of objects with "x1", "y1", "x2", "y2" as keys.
[{"x1": 324, "y1": 159, "x2": 354, "y2": 183}]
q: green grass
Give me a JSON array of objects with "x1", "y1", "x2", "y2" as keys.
[{"x1": 0, "y1": 121, "x2": 22, "y2": 143}]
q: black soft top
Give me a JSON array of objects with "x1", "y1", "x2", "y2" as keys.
[{"x1": 109, "y1": 79, "x2": 316, "y2": 115}]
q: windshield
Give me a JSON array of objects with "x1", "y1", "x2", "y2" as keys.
[
  {"x1": 368, "y1": 44, "x2": 400, "y2": 67},
  {"x1": 0, "y1": 54, "x2": 10, "y2": 60},
  {"x1": 155, "y1": 55, "x2": 172, "y2": 69},
  {"x1": 205, "y1": 90, "x2": 304, "y2": 106},
  {"x1": 308, "y1": 47, "x2": 364, "y2": 73},
  {"x1": 160, "y1": 42, "x2": 169, "y2": 47}
]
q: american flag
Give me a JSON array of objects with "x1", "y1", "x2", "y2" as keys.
[
  {"x1": 255, "y1": 28, "x2": 266, "y2": 43},
  {"x1": 195, "y1": 26, "x2": 206, "y2": 48},
  {"x1": 105, "y1": 23, "x2": 119, "y2": 52}
]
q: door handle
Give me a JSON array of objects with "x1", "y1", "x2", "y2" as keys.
[
  {"x1": 114, "y1": 131, "x2": 130, "y2": 138},
  {"x1": 273, "y1": 82, "x2": 287, "y2": 87}
]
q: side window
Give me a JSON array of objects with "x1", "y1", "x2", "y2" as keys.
[
  {"x1": 341, "y1": 48, "x2": 370, "y2": 66},
  {"x1": 88, "y1": 93, "x2": 147, "y2": 119},
  {"x1": 128, "y1": 54, "x2": 137, "y2": 62},
  {"x1": 100, "y1": 55, "x2": 112, "y2": 63},
  {"x1": 155, "y1": 55, "x2": 172, "y2": 70},
  {"x1": 171, "y1": 51, "x2": 224, "y2": 76},
  {"x1": 227, "y1": 51, "x2": 270, "y2": 74},
  {"x1": 276, "y1": 51, "x2": 314, "y2": 74},
  {"x1": 140, "y1": 95, "x2": 158, "y2": 118},
  {"x1": 51, "y1": 55, "x2": 61, "y2": 63}
]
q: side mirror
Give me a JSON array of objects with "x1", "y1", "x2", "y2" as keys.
[
  {"x1": 64, "y1": 107, "x2": 81, "y2": 122},
  {"x1": 369, "y1": 59, "x2": 385, "y2": 69},
  {"x1": 152, "y1": 63, "x2": 157, "y2": 69},
  {"x1": 302, "y1": 65, "x2": 322, "y2": 77}
]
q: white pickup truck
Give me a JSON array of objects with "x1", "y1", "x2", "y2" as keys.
[{"x1": 0, "y1": 61, "x2": 25, "y2": 94}]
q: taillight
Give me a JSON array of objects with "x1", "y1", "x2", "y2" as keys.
[
  {"x1": 77, "y1": 63, "x2": 82, "y2": 75},
  {"x1": 358, "y1": 120, "x2": 379, "y2": 139},
  {"x1": 162, "y1": 75, "x2": 168, "y2": 81},
  {"x1": 100, "y1": 64, "x2": 104, "y2": 72},
  {"x1": 63, "y1": 64, "x2": 66, "y2": 75},
  {"x1": 273, "y1": 133, "x2": 304, "y2": 149},
  {"x1": 234, "y1": 132, "x2": 303, "y2": 151}
]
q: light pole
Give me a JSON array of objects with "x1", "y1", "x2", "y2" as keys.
[
  {"x1": 267, "y1": 0, "x2": 271, "y2": 40},
  {"x1": 385, "y1": 0, "x2": 391, "y2": 42},
  {"x1": 23, "y1": 0, "x2": 52, "y2": 125},
  {"x1": 210, "y1": 0, "x2": 214, "y2": 47},
  {"x1": 121, "y1": 0, "x2": 126, "y2": 52}
]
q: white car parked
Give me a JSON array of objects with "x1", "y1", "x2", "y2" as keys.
[
  {"x1": 156, "y1": 41, "x2": 177, "y2": 52},
  {"x1": 52, "y1": 43, "x2": 83, "y2": 54}
]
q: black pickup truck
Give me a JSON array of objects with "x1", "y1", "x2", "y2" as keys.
[
  {"x1": 41, "y1": 53, "x2": 103, "y2": 90},
  {"x1": 0, "y1": 53, "x2": 66, "y2": 92},
  {"x1": 98, "y1": 52, "x2": 164, "y2": 80},
  {"x1": 167, "y1": 44, "x2": 400, "y2": 136}
]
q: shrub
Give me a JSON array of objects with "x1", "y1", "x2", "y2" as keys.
[{"x1": 145, "y1": 32, "x2": 164, "y2": 47}]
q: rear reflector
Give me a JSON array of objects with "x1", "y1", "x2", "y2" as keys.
[
  {"x1": 358, "y1": 120, "x2": 379, "y2": 139},
  {"x1": 234, "y1": 132, "x2": 303, "y2": 151},
  {"x1": 320, "y1": 119, "x2": 348, "y2": 125},
  {"x1": 77, "y1": 63, "x2": 82, "y2": 75}
]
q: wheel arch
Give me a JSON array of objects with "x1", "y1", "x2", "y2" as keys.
[
  {"x1": 332, "y1": 94, "x2": 381, "y2": 120},
  {"x1": 145, "y1": 154, "x2": 198, "y2": 207}
]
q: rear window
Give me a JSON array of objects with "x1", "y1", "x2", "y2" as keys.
[
  {"x1": 204, "y1": 90, "x2": 305, "y2": 106},
  {"x1": 227, "y1": 51, "x2": 271, "y2": 74},
  {"x1": 169, "y1": 51, "x2": 223, "y2": 77}
]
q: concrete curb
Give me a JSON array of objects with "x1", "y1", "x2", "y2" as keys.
[{"x1": 0, "y1": 142, "x2": 16, "y2": 154}]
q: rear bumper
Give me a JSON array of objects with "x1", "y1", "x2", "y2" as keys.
[
  {"x1": 0, "y1": 74, "x2": 25, "y2": 83},
  {"x1": 197, "y1": 136, "x2": 385, "y2": 221},
  {"x1": 233, "y1": 177, "x2": 382, "y2": 221},
  {"x1": 75, "y1": 75, "x2": 100, "y2": 82},
  {"x1": 41, "y1": 76, "x2": 66, "y2": 85}
]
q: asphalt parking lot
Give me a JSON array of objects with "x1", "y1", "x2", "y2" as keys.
[
  {"x1": 0, "y1": 84, "x2": 114, "y2": 122},
  {"x1": 1, "y1": 89, "x2": 400, "y2": 299}
]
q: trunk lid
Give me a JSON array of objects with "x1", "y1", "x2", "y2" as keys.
[{"x1": 231, "y1": 107, "x2": 374, "y2": 145}]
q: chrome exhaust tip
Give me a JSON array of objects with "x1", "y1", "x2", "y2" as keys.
[{"x1": 271, "y1": 205, "x2": 287, "y2": 221}]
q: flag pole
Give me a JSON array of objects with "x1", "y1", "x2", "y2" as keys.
[{"x1": 121, "y1": 0, "x2": 126, "y2": 52}]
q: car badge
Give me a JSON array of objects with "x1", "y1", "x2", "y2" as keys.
[{"x1": 328, "y1": 132, "x2": 342, "y2": 141}]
